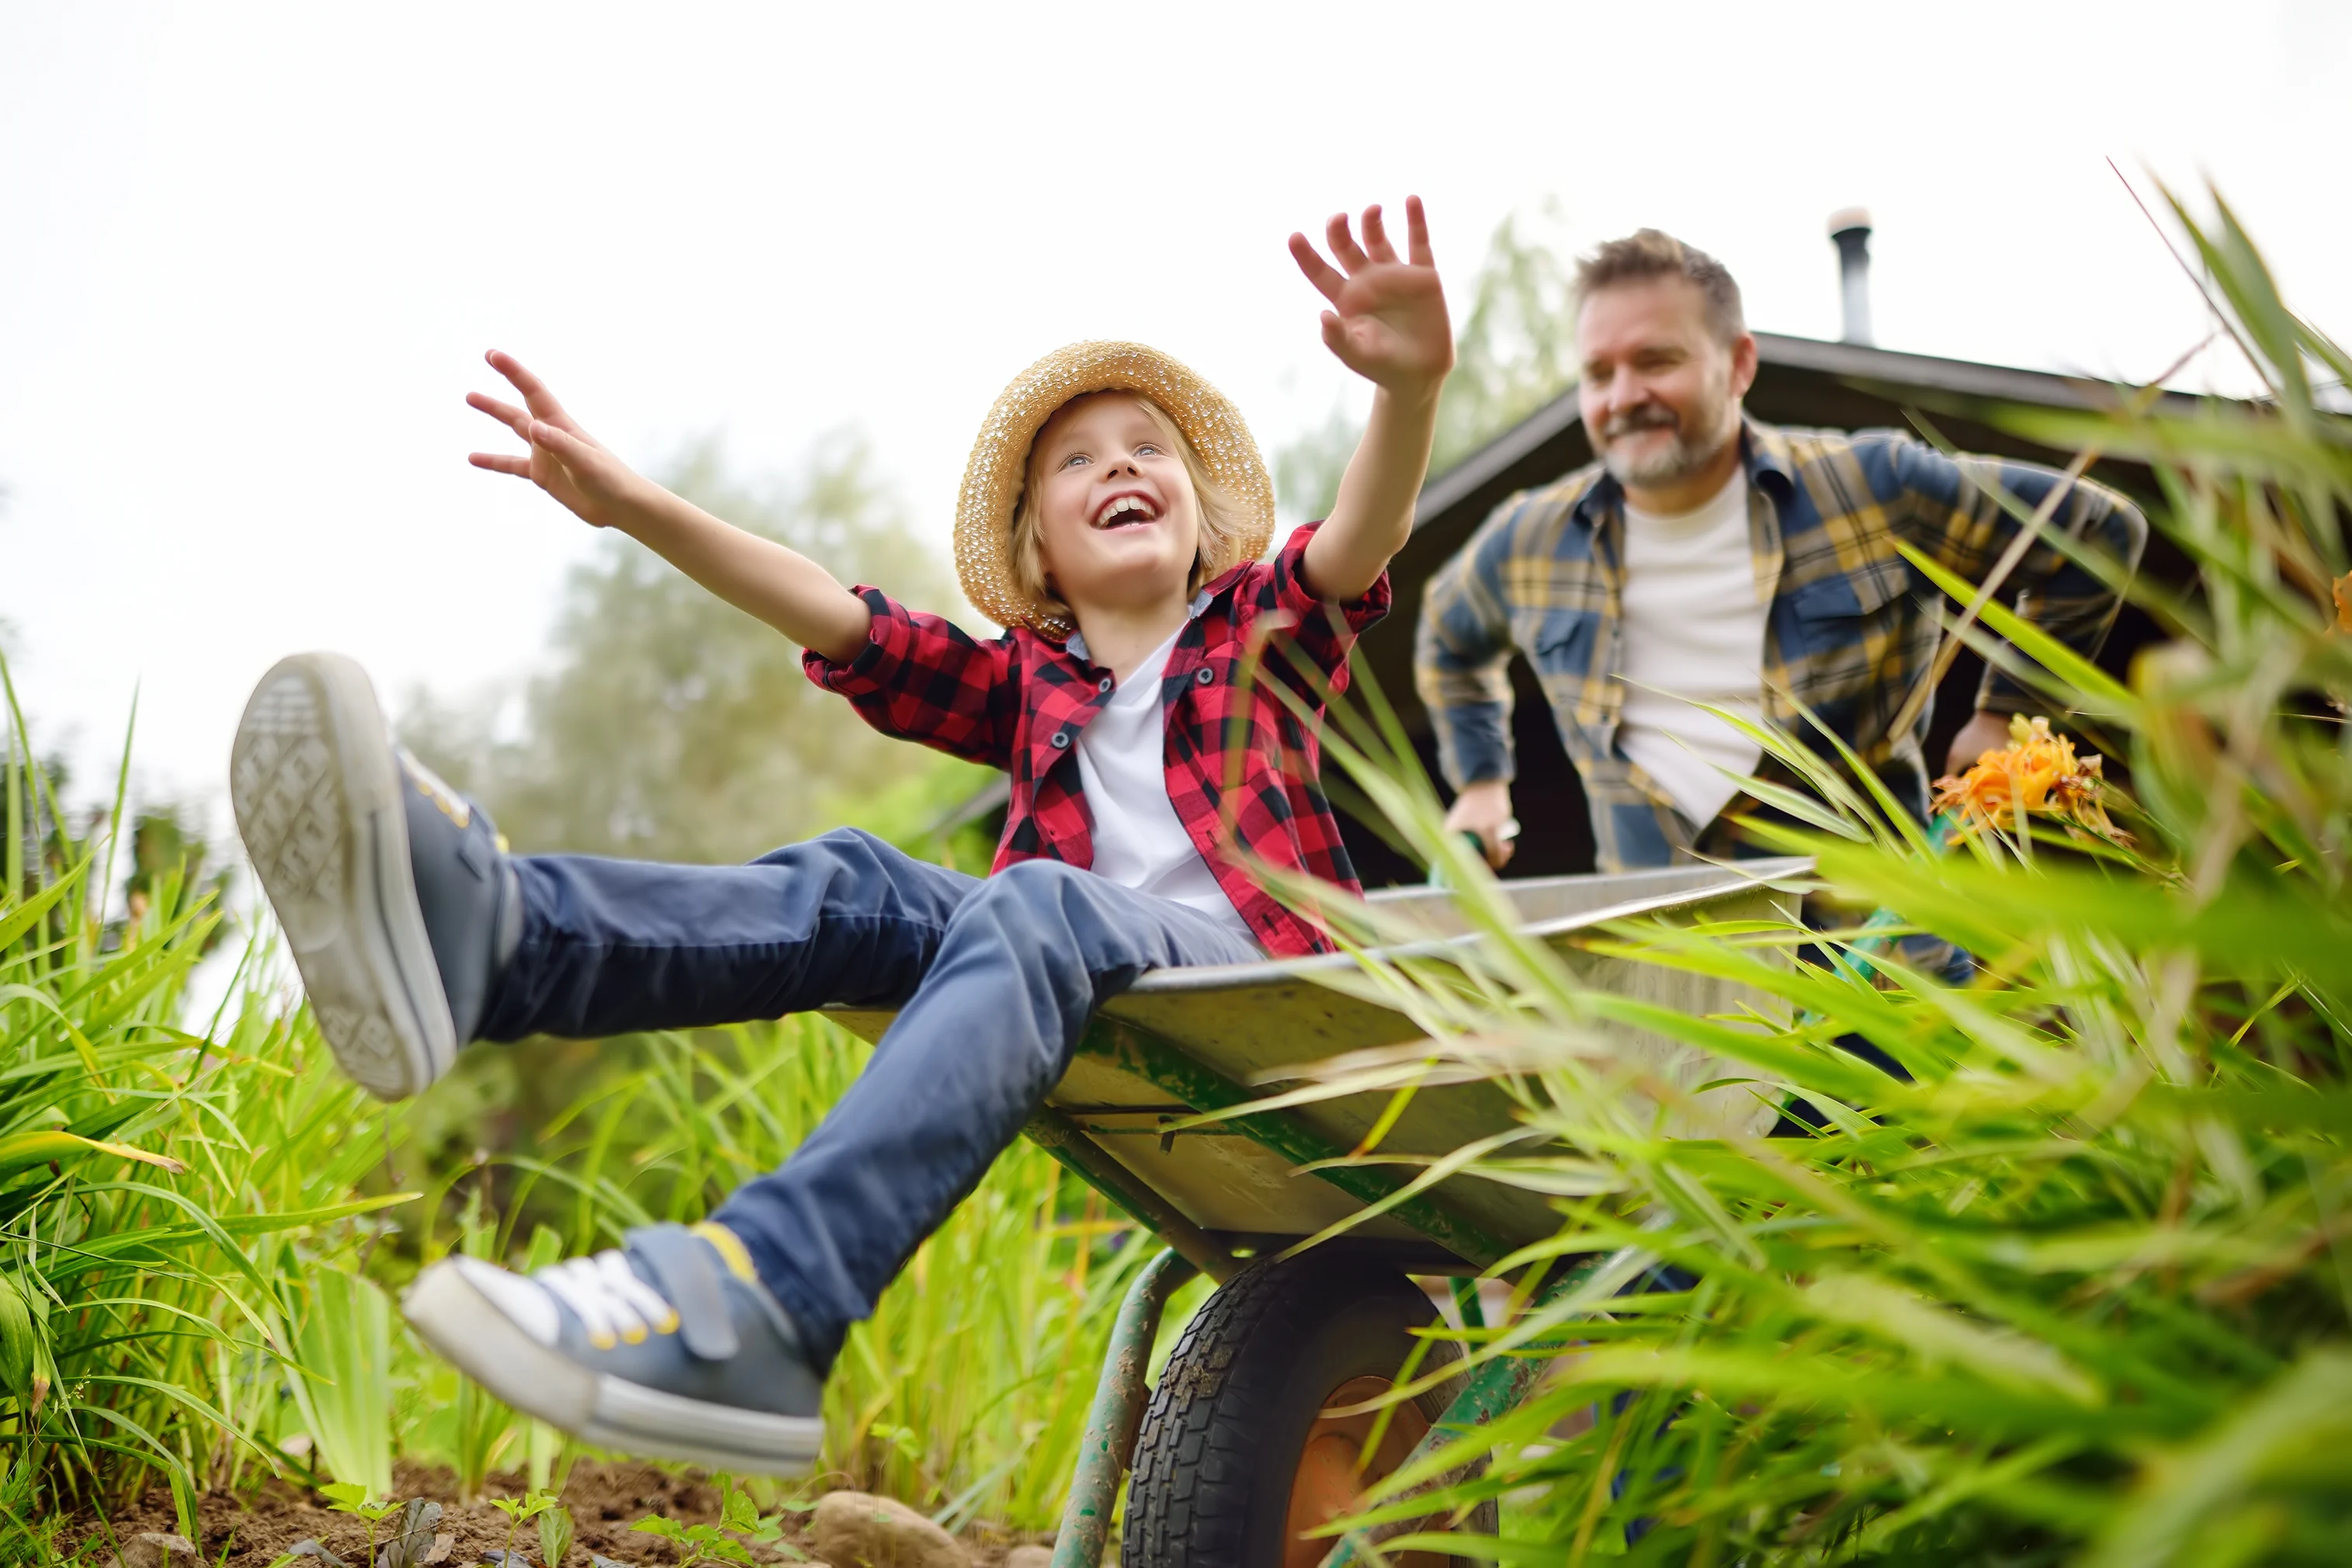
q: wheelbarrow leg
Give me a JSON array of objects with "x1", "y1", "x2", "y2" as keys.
[{"x1": 1052, "y1": 1248, "x2": 1198, "y2": 1568}]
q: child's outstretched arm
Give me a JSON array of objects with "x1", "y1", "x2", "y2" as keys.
[
  {"x1": 467, "y1": 351, "x2": 872, "y2": 663},
  {"x1": 1289, "y1": 196, "x2": 1454, "y2": 603}
]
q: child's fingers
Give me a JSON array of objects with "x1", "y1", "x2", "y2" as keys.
[
  {"x1": 467, "y1": 390, "x2": 531, "y2": 435},
  {"x1": 1323, "y1": 212, "x2": 1371, "y2": 273},
  {"x1": 1360, "y1": 204, "x2": 1398, "y2": 265},
  {"x1": 1404, "y1": 195, "x2": 1434, "y2": 267},
  {"x1": 469, "y1": 452, "x2": 531, "y2": 477},
  {"x1": 1320, "y1": 310, "x2": 1354, "y2": 362},
  {"x1": 1288, "y1": 232, "x2": 1347, "y2": 304},
  {"x1": 486, "y1": 349, "x2": 572, "y2": 421}
]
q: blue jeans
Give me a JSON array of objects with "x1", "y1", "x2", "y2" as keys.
[{"x1": 474, "y1": 827, "x2": 1261, "y2": 1369}]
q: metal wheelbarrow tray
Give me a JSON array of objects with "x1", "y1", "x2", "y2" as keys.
[{"x1": 826, "y1": 857, "x2": 1809, "y2": 1568}]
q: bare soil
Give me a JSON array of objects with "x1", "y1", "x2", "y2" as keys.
[{"x1": 70, "y1": 1460, "x2": 1051, "y2": 1566}]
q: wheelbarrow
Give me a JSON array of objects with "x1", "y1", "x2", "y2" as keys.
[{"x1": 827, "y1": 856, "x2": 1809, "y2": 1568}]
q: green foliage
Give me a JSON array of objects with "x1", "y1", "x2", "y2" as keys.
[
  {"x1": 316, "y1": 1483, "x2": 405, "y2": 1568},
  {"x1": 282, "y1": 1269, "x2": 394, "y2": 1499},
  {"x1": 399, "y1": 432, "x2": 959, "y2": 866},
  {"x1": 0, "y1": 663, "x2": 415, "y2": 1551},
  {"x1": 632, "y1": 1507, "x2": 757, "y2": 1566},
  {"x1": 1276, "y1": 200, "x2": 1578, "y2": 522},
  {"x1": 487, "y1": 1486, "x2": 558, "y2": 1568},
  {"x1": 1264, "y1": 185, "x2": 2352, "y2": 1565},
  {"x1": 537, "y1": 1498, "x2": 575, "y2": 1568}
]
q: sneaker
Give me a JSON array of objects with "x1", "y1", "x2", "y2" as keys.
[
  {"x1": 231, "y1": 652, "x2": 518, "y2": 1100},
  {"x1": 403, "y1": 1222, "x2": 825, "y2": 1476}
]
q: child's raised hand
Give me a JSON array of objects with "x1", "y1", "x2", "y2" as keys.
[
  {"x1": 467, "y1": 351, "x2": 648, "y2": 529},
  {"x1": 1289, "y1": 196, "x2": 1453, "y2": 400}
]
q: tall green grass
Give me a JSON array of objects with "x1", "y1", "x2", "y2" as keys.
[
  {"x1": 0, "y1": 673, "x2": 413, "y2": 1556},
  {"x1": 1264, "y1": 186, "x2": 2352, "y2": 1565}
]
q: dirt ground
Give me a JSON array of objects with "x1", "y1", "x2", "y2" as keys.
[{"x1": 71, "y1": 1460, "x2": 1053, "y2": 1566}]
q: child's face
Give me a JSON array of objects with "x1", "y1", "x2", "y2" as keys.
[{"x1": 1029, "y1": 394, "x2": 1202, "y2": 618}]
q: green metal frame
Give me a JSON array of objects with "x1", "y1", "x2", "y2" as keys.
[
  {"x1": 1024, "y1": 1105, "x2": 1238, "y2": 1284},
  {"x1": 1051, "y1": 1248, "x2": 1198, "y2": 1568},
  {"x1": 1070, "y1": 1016, "x2": 1513, "y2": 1270}
]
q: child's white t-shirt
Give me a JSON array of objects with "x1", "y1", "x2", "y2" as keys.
[{"x1": 1074, "y1": 626, "x2": 1254, "y2": 943}]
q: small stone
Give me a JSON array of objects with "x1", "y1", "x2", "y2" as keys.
[
  {"x1": 110, "y1": 1534, "x2": 198, "y2": 1568},
  {"x1": 812, "y1": 1490, "x2": 970, "y2": 1568},
  {"x1": 1005, "y1": 1548, "x2": 1055, "y2": 1568}
]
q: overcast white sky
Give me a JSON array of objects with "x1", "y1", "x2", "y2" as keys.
[{"x1": 5, "y1": 1, "x2": 2349, "y2": 830}]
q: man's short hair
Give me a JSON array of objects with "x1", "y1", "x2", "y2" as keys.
[{"x1": 1574, "y1": 229, "x2": 1746, "y2": 345}]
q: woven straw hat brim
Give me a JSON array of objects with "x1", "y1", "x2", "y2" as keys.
[{"x1": 955, "y1": 341, "x2": 1276, "y2": 635}]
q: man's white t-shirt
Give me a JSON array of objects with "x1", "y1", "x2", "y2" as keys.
[
  {"x1": 1074, "y1": 626, "x2": 1254, "y2": 943},
  {"x1": 1616, "y1": 469, "x2": 1769, "y2": 827}
]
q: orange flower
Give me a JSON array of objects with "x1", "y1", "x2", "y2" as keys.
[{"x1": 1930, "y1": 715, "x2": 2129, "y2": 843}]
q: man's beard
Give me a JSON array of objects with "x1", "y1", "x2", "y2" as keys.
[{"x1": 1597, "y1": 392, "x2": 1737, "y2": 491}]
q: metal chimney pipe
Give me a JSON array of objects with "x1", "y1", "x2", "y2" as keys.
[{"x1": 1827, "y1": 206, "x2": 1874, "y2": 345}]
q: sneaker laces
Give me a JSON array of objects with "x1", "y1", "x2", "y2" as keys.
[{"x1": 536, "y1": 1248, "x2": 681, "y2": 1349}]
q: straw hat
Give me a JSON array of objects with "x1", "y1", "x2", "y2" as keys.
[{"x1": 955, "y1": 341, "x2": 1276, "y2": 635}]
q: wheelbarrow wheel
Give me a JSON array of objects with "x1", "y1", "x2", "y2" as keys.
[{"x1": 1120, "y1": 1252, "x2": 1497, "y2": 1568}]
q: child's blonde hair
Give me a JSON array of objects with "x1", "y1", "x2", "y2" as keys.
[{"x1": 1007, "y1": 392, "x2": 1247, "y2": 630}]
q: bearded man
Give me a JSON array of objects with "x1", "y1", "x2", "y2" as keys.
[{"x1": 1417, "y1": 229, "x2": 2147, "y2": 875}]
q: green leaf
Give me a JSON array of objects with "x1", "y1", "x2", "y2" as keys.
[{"x1": 1896, "y1": 539, "x2": 2140, "y2": 715}]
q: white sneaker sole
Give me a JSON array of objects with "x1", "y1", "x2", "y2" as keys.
[
  {"x1": 231, "y1": 653, "x2": 453, "y2": 1101},
  {"x1": 404, "y1": 1261, "x2": 824, "y2": 1477}
]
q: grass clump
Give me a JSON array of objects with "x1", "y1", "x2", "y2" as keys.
[{"x1": 0, "y1": 670, "x2": 415, "y2": 1556}]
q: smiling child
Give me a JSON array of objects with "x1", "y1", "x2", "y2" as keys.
[{"x1": 229, "y1": 199, "x2": 1452, "y2": 1474}]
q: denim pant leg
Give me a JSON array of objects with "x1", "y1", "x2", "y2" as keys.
[
  {"x1": 475, "y1": 827, "x2": 978, "y2": 1042},
  {"x1": 714, "y1": 859, "x2": 1262, "y2": 1369}
]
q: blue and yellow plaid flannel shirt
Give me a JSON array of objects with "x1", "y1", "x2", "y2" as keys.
[{"x1": 1414, "y1": 418, "x2": 2148, "y2": 870}]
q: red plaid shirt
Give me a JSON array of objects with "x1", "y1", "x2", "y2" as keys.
[{"x1": 805, "y1": 522, "x2": 1389, "y2": 957}]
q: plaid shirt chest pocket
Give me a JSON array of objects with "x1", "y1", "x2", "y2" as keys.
[
  {"x1": 1773, "y1": 553, "x2": 1913, "y2": 707},
  {"x1": 1521, "y1": 606, "x2": 1613, "y2": 744},
  {"x1": 1179, "y1": 646, "x2": 1302, "y2": 784},
  {"x1": 1527, "y1": 605, "x2": 1602, "y2": 673}
]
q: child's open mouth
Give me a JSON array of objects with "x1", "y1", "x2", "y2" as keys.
[{"x1": 1091, "y1": 493, "x2": 1161, "y2": 530}]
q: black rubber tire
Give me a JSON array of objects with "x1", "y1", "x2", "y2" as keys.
[{"x1": 1120, "y1": 1253, "x2": 1497, "y2": 1568}]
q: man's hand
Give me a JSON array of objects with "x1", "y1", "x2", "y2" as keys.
[
  {"x1": 467, "y1": 350, "x2": 654, "y2": 532},
  {"x1": 1288, "y1": 198, "x2": 1453, "y2": 401},
  {"x1": 1443, "y1": 779, "x2": 1518, "y2": 869},
  {"x1": 1943, "y1": 710, "x2": 2016, "y2": 777}
]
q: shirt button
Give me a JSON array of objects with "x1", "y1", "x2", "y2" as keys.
[
  {"x1": 1098, "y1": 676, "x2": 1113, "y2": 693},
  {"x1": 1195, "y1": 667, "x2": 1214, "y2": 686},
  {"x1": 1050, "y1": 730, "x2": 1070, "y2": 749}
]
